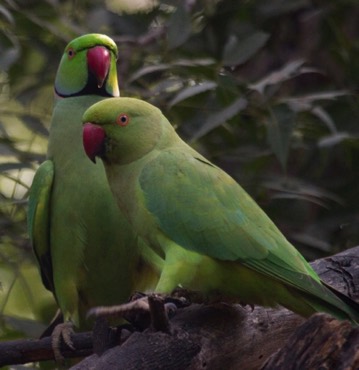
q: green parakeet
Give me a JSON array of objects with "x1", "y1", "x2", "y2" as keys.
[
  {"x1": 82, "y1": 97, "x2": 359, "y2": 323},
  {"x1": 28, "y1": 35, "x2": 159, "y2": 331}
]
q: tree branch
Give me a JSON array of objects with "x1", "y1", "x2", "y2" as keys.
[
  {"x1": 0, "y1": 332, "x2": 92, "y2": 366},
  {"x1": 262, "y1": 313, "x2": 359, "y2": 370},
  {"x1": 1, "y1": 246, "x2": 358, "y2": 369},
  {"x1": 72, "y1": 246, "x2": 359, "y2": 370}
]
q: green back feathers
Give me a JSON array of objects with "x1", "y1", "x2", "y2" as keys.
[{"x1": 27, "y1": 160, "x2": 54, "y2": 292}]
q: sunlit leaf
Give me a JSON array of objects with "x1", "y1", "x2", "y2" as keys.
[
  {"x1": 129, "y1": 64, "x2": 171, "y2": 82},
  {"x1": 285, "y1": 90, "x2": 349, "y2": 102},
  {"x1": 174, "y1": 59, "x2": 216, "y2": 67},
  {"x1": 249, "y1": 59, "x2": 314, "y2": 94},
  {"x1": 318, "y1": 132, "x2": 350, "y2": 147},
  {"x1": 283, "y1": 91, "x2": 349, "y2": 113},
  {"x1": 0, "y1": 5, "x2": 14, "y2": 24},
  {"x1": 150, "y1": 77, "x2": 183, "y2": 95},
  {"x1": 311, "y1": 106, "x2": 337, "y2": 133},
  {"x1": 129, "y1": 59, "x2": 215, "y2": 82},
  {"x1": 3, "y1": 315, "x2": 46, "y2": 338},
  {"x1": 169, "y1": 81, "x2": 217, "y2": 107}
]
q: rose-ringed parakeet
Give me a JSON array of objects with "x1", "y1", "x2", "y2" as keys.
[
  {"x1": 82, "y1": 97, "x2": 359, "y2": 324},
  {"x1": 27, "y1": 35, "x2": 160, "y2": 342}
]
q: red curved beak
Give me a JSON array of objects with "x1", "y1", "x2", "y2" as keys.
[
  {"x1": 83, "y1": 123, "x2": 106, "y2": 163},
  {"x1": 87, "y1": 46, "x2": 111, "y2": 88}
]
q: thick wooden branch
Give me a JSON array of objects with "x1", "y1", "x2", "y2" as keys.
[
  {"x1": 262, "y1": 313, "x2": 359, "y2": 370},
  {"x1": 0, "y1": 332, "x2": 93, "y2": 366},
  {"x1": 1, "y1": 246, "x2": 358, "y2": 369},
  {"x1": 71, "y1": 246, "x2": 359, "y2": 370}
]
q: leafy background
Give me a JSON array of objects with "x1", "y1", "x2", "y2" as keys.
[{"x1": 0, "y1": 0, "x2": 358, "y2": 364}]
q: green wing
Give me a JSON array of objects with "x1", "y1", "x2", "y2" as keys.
[
  {"x1": 28, "y1": 160, "x2": 54, "y2": 293},
  {"x1": 139, "y1": 149, "x2": 323, "y2": 291}
]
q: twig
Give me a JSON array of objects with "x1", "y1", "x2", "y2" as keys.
[{"x1": 0, "y1": 331, "x2": 93, "y2": 366}]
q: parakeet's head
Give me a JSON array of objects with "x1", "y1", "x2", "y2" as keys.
[
  {"x1": 55, "y1": 34, "x2": 119, "y2": 98},
  {"x1": 82, "y1": 97, "x2": 175, "y2": 165}
]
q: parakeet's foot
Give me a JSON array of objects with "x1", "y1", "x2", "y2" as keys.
[
  {"x1": 171, "y1": 286, "x2": 208, "y2": 303},
  {"x1": 87, "y1": 295, "x2": 151, "y2": 320},
  {"x1": 51, "y1": 321, "x2": 76, "y2": 362},
  {"x1": 123, "y1": 293, "x2": 188, "y2": 330},
  {"x1": 87, "y1": 293, "x2": 187, "y2": 332}
]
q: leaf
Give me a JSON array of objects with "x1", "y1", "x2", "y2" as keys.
[
  {"x1": 0, "y1": 163, "x2": 32, "y2": 172},
  {"x1": 318, "y1": 132, "x2": 350, "y2": 148},
  {"x1": 129, "y1": 64, "x2": 171, "y2": 82},
  {"x1": 167, "y1": 4, "x2": 191, "y2": 49},
  {"x1": 223, "y1": 31, "x2": 270, "y2": 67},
  {"x1": 190, "y1": 97, "x2": 247, "y2": 141},
  {"x1": 282, "y1": 91, "x2": 349, "y2": 113},
  {"x1": 150, "y1": 78, "x2": 183, "y2": 95},
  {"x1": 0, "y1": 142, "x2": 17, "y2": 157},
  {"x1": 129, "y1": 59, "x2": 215, "y2": 82},
  {"x1": 258, "y1": 0, "x2": 311, "y2": 17},
  {"x1": 169, "y1": 81, "x2": 217, "y2": 107},
  {"x1": 4, "y1": 315, "x2": 47, "y2": 338},
  {"x1": 282, "y1": 93, "x2": 349, "y2": 133},
  {"x1": 249, "y1": 60, "x2": 309, "y2": 94},
  {"x1": 270, "y1": 192, "x2": 329, "y2": 208},
  {"x1": 290, "y1": 232, "x2": 331, "y2": 252},
  {"x1": 21, "y1": 114, "x2": 49, "y2": 136},
  {"x1": 0, "y1": 31, "x2": 21, "y2": 71},
  {"x1": 0, "y1": 46, "x2": 20, "y2": 71},
  {"x1": 0, "y1": 5, "x2": 14, "y2": 24},
  {"x1": 263, "y1": 177, "x2": 344, "y2": 204},
  {"x1": 249, "y1": 60, "x2": 326, "y2": 95},
  {"x1": 266, "y1": 105, "x2": 296, "y2": 170},
  {"x1": 311, "y1": 106, "x2": 337, "y2": 133},
  {"x1": 174, "y1": 58, "x2": 216, "y2": 67}
]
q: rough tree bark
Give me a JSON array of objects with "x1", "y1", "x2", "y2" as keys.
[
  {"x1": 262, "y1": 313, "x2": 359, "y2": 370},
  {"x1": 70, "y1": 246, "x2": 359, "y2": 370}
]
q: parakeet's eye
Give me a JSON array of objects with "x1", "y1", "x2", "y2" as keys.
[
  {"x1": 116, "y1": 114, "x2": 130, "y2": 127},
  {"x1": 67, "y1": 48, "x2": 76, "y2": 59}
]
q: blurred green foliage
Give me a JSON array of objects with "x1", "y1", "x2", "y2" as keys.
[{"x1": 0, "y1": 0, "x2": 358, "y2": 363}]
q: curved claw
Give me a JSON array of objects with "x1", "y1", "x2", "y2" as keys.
[
  {"x1": 164, "y1": 302, "x2": 178, "y2": 319},
  {"x1": 51, "y1": 321, "x2": 75, "y2": 362}
]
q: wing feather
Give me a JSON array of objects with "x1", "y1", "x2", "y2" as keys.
[
  {"x1": 28, "y1": 160, "x2": 55, "y2": 292},
  {"x1": 139, "y1": 149, "x2": 322, "y2": 294}
]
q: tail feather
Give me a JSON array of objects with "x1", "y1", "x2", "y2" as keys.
[
  {"x1": 283, "y1": 279, "x2": 359, "y2": 325},
  {"x1": 321, "y1": 281, "x2": 359, "y2": 324}
]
